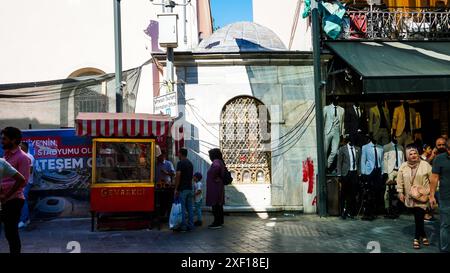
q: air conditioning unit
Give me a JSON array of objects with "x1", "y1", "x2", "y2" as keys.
[{"x1": 157, "y1": 13, "x2": 178, "y2": 48}]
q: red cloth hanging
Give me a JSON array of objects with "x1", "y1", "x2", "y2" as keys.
[{"x1": 302, "y1": 157, "x2": 315, "y2": 194}]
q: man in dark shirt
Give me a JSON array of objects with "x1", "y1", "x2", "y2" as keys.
[
  {"x1": 431, "y1": 138, "x2": 450, "y2": 253},
  {"x1": 174, "y1": 148, "x2": 194, "y2": 232}
]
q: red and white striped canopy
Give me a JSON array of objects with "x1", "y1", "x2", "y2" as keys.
[{"x1": 75, "y1": 113, "x2": 173, "y2": 137}]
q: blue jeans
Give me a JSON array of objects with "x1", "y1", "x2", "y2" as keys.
[
  {"x1": 20, "y1": 182, "x2": 32, "y2": 223},
  {"x1": 194, "y1": 199, "x2": 202, "y2": 222},
  {"x1": 440, "y1": 205, "x2": 450, "y2": 252},
  {"x1": 179, "y1": 190, "x2": 194, "y2": 230}
]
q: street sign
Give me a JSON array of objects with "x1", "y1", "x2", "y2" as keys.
[{"x1": 153, "y1": 92, "x2": 178, "y2": 117}]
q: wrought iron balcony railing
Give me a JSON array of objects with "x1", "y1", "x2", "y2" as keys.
[{"x1": 336, "y1": 7, "x2": 450, "y2": 40}]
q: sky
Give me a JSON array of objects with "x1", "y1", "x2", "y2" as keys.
[{"x1": 210, "y1": 0, "x2": 253, "y2": 29}]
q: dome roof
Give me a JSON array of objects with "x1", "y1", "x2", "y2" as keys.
[{"x1": 195, "y1": 21, "x2": 287, "y2": 53}]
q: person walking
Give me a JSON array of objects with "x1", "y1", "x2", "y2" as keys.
[
  {"x1": 155, "y1": 149, "x2": 175, "y2": 218},
  {"x1": 193, "y1": 172, "x2": 203, "y2": 226},
  {"x1": 18, "y1": 142, "x2": 34, "y2": 229},
  {"x1": 421, "y1": 144, "x2": 432, "y2": 161},
  {"x1": 430, "y1": 138, "x2": 450, "y2": 253},
  {"x1": 206, "y1": 148, "x2": 225, "y2": 229},
  {"x1": 1, "y1": 127, "x2": 30, "y2": 254},
  {"x1": 174, "y1": 148, "x2": 194, "y2": 232},
  {"x1": 425, "y1": 137, "x2": 447, "y2": 222},
  {"x1": 397, "y1": 145, "x2": 432, "y2": 249},
  {"x1": 0, "y1": 158, "x2": 26, "y2": 252}
]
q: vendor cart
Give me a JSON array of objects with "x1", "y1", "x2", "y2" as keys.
[{"x1": 75, "y1": 113, "x2": 173, "y2": 231}]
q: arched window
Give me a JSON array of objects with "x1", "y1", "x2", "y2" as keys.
[
  {"x1": 74, "y1": 85, "x2": 108, "y2": 120},
  {"x1": 60, "y1": 67, "x2": 107, "y2": 128},
  {"x1": 71, "y1": 68, "x2": 108, "y2": 121},
  {"x1": 220, "y1": 96, "x2": 271, "y2": 184}
]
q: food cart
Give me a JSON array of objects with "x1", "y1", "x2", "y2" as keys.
[{"x1": 75, "y1": 113, "x2": 173, "y2": 231}]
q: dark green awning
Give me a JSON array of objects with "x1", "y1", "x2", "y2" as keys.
[{"x1": 326, "y1": 41, "x2": 450, "y2": 94}]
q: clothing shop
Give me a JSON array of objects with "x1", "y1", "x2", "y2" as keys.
[{"x1": 323, "y1": 40, "x2": 450, "y2": 219}]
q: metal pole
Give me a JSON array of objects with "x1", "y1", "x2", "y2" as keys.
[
  {"x1": 165, "y1": 1, "x2": 175, "y2": 92},
  {"x1": 311, "y1": 0, "x2": 327, "y2": 216},
  {"x1": 183, "y1": 0, "x2": 188, "y2": 45},
  {"x1": 114, "y1": 0, "x2": 123, "y2": 113}
]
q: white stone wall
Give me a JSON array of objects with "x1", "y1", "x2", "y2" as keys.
[
  {"x1": 174, "y1": 64, "x2": 317, "y2": 212},
  {"x1": 252, "y1": 0, "x2": 312, "y2": 51},
  {"x1": 0, "y1": 0, "x2": 201, "y2": 118}
]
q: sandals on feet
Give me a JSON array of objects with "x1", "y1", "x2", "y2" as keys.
[
  {"x1": 421, "y1": 238, "x2": 430, "y2": 246},
  {"x1": 413, "y1": 239, "x2": 421, "y2": 249}
]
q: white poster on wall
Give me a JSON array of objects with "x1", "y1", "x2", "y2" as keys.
[{"x1": 153, "y1": 92, "x2": 178, "y2": 117}]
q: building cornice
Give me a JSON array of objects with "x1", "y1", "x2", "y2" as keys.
[{"x1": 152, "y1": 51, "x2": 332, "y2": 66}]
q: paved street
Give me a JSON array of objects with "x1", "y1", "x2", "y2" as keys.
[{"x1": 0, "y1": 212, "x2": 441, "y2": 253}]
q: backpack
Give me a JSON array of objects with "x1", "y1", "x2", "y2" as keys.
[{"x1": 222, "y1": 166, "x2": 233, "y2": 185}]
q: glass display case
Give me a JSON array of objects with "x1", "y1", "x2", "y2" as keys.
[{"x1": 92, "y1": 138, "x2": 155, "y2": 185}]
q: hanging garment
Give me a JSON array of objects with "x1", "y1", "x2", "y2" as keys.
[{"x1": 319, "y1": 1, "x2": 347, "y2": 40}]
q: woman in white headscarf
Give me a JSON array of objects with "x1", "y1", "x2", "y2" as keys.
[{"x1": 397, "y1": 145, "x2": 432, "y2": 249}]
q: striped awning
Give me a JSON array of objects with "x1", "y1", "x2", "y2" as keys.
[{"x1": 75, "y1": 113, "x2": 173, "y2": 137}]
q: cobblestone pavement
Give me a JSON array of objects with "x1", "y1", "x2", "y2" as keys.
[{"x1": 0, "y1": 213, "x2": 441, "y2": 253}]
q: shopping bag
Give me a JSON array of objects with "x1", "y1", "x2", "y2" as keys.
[{"x1": 169, "y1": 198, "x2": 182, "y2": 230}]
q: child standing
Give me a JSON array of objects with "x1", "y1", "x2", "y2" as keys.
[{"x1": 193, "y1": 172, "x2": 203, "y2": 226}]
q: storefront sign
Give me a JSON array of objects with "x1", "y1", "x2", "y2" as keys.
[{"x1": 154, "y1": 92, "x2": 178, "y2": 117}]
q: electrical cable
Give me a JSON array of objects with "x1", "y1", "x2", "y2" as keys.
[
  {"x1": 270, "y1": 104, "x2": 315, "y2": 151},
  {"x1": 184, "y1": 104, "x2": 219, "y2": 140},
  {"x1": 272, "y1": 112, "x2": 315, "y2": 158},
  {"x1": 0, "y1": 66, "x2": 142, "y2": 103},
  {"x1": 271, "y1": 107, "x2": 315, "y2": 155},
  {"x1": 269, "y1": 102, "x2": 315, "y2": 145}
]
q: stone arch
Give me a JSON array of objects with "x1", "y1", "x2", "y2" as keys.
[{"x1": 60, "y1": 67, "x2": 106, "y2": 128}]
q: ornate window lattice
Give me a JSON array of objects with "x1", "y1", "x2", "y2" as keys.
[
  {"x1": 74, "y1": 86, "x2": 108, "y2": 120},
  {"x1": 220, "y1": 96, "x2": 271, "y2": 184}
]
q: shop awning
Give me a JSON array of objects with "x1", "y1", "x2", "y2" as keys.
[
  {"x1": 75, "y1": 113, "x2": 173, "y2": 137},
  {"x1": 326, "y1": 41, "x2": 450, "y2": 93}
]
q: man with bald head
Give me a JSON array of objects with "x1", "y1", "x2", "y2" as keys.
[{"x1": 429, "y1": 137, "x2": 448, "y2": 164}]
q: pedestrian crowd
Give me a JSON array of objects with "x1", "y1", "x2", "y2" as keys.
[
  {"x1": 171, "y1": 147, "x2": 227, "y2": 232},
  {"x1": 393, "y1": 136, "x2": 449, "y2": 251},
  {"x1": 1, "y1": 126, "x2": 449, "y2": 253}
]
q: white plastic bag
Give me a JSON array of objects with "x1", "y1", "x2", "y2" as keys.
[{"x1": 169, "y1": 199, "x2": 182, "y2": 230}]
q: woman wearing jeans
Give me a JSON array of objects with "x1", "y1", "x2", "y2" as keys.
[
  {"x1": 206, "y1": 149, "x2": 225, "y2": 229},
  {"x1": 397, "y1": 146, "x2": 432, "y2": 249}
]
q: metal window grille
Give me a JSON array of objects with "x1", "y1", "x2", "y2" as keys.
[
  {"x1": 220, "y1": 96, "x2": 271, "y2": 184},
  {"x1": 74, "y1": 86, "x2": 108, "y2": 119}
]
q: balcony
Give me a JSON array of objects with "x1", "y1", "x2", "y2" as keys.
[{"x1": 328, "y1": 5, "x2": 450, "y2": 40}]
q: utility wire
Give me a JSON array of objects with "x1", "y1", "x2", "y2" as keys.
[
  {"x1": 271, "y1": 106, "x2": 315, "y2": 154},
  {"x1": 272, "y1": 112, "x2": 315, "y2": 158},
  {"x1": 270, "y1": 103, "x2": 314, "y2": 146},
  {"x1": 271, "y1": 104, "x2": 315, "y2": 150}
]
